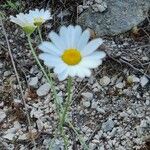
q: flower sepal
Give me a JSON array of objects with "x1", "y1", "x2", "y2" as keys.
[{"x1": 22, "y1": 25, "x2": 36, "y2": 35}]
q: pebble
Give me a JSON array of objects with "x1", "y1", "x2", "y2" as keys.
[
  {"x1": 0, "y1": 109, "x2": 6, "y2": 123},
  {"x1": 100, "y1": 76, "x2": 111, "y2": 86},
  {"x1": 18, "y1": 133, "x2": 28, "y2": 140},
  {"x1": 91, "y1": 101, "x2": 98, "y2": 109},
  {"x1": 132, "y1": 75, "x2": 140, "y2": 83},
  {"x1": 96, "y1": 107, "x2": 105, "y2": 114},
  {"x1": 81, "y1": 92, "x2": 93, "y2": 100},
  {"x1": 95, "y1": 0, "x2": 103, "y2": 3},
  {"x1": 102, "y1": 119, "x2": 115, "y2": 132},
  {"x1": 4, "y1": 71, "x2": 11, "y2": 77},
  {"x1": 37, "y1": 83, "x2": 50, "y2": 96},
  {"x1": 83, "y1": 101, "x2": 91, "y2": 108},
  {"x1": 145, "y1": 99, "x2": 150, "y2": 105},
  {"x1": 3, "y1": 133, "x2": 15, "y2": 141},
  {"x1": 36, "y1": 119, "x2": 44, "y2": 131},
  {"x1": 92, "y1": 2, "x2": 107, "y2": 13},
  {"x1": 28, "y1": 76, "x2": 38, "y2": 88},
  {"x1": 0, "y1": 62, "x2": 3, "y2": 68},
  {"x1": 115, "y1": 82, "x2": 124, "y2": 89},
  {"x1": 140, "y1": 120, "x2": 147, "y2": 128},
  {"x1": 140, "y1": 76, "x2": 149, "y2": 87}
]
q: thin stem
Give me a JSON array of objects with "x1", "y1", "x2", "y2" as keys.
[
  {"x1": 60, "y1": 77, "x2": 72, "y2": 134},
  {"x1": 62, "y1": 128, "x2": 68, "y2": 150},
  {"x1": 27, "y1": 35, "x2": 60, "y2": 119},
  {"x1": 68, "y1": 122, "x2": 89, "y2": 150},
  {"x1": 0, "y1": 18, "x2": 36, "y2": 147},
  {"x1": 37, "y1": 26, "x2": 43, "y2": 42}
]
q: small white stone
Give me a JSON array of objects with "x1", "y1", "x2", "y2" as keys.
[
  {"x1": 18, "y1": 133, "x2": 28, "y2": 140},
  {"x1": 81, "y1": 92, "x2": 93, "y2": 100},
  {"x1": 92, "y1": 2, "x2": 107, "y2": 13},
  {"x1": 140, "y1": 120, "x2": 147, "y2": 128},
  {"x1": 4, "y1": 71, "x2": 11, "y2": 77},
  {"x1": 146, "y1": 99, "x2": 150, "y2": 105},
  {"x1": 83, "y1": 101, "x2": 91, "y2": 108},
  {"x1": 0, "y1": 109, "x2": 6, "y2": 123},
  {"x1": 110, "y1": 128, "x2": 117, "y2": 137},
  {"x1": 91, "y1": 101, "x2": 98, "y2": 109},
  {"x1": 36, "y1": 119, "x2": 44, "y2": 131},
  {"x1": 37, "y1": 83, "x2": 50, "y2": 96},
  {"x1": 100, "y1": 76, "x2": 110, "y2": 86},
  {"x1": 30, "y1": 108, "x2": 43, "y2": 119},
  {"x1": 115, "y1": 82, "x2": 124, "y2": 89},
  {"x1": 120, "y1": 112, "x2": 128, "y2": 117},
  {"x1": 89, "y1": 143, "x2": 97, "y2": 150},
  {"x1": 97, "y1": 130, "x2": 103, "y2": 138},
  {"x1": 99, "y1": 145, "x2": 105, "y2": 150},
  {"x1": 28, "y1": 77, "x2": 38, "y2": 88},
  {"x1": 3, "y1": 133, "x2": 15, "y2": 140},
  {"x1": 102, "y1": 119, "x2": 115, "y2": 132},
  {"x1": 0, "y1": 62, "x2": 3, "y2": 68},
  {"x1": 132, "y1": 75, "x2": 140, "y2": 82},
  {"x1": 140, "y1": 76, "x2": 149, "y2": 87},
  {"x1": 95, "y1": 0, "x2": 103, "y2": 3},
  {"x1": 96, "y1": 107, "x2": 105, "y2": 114}
]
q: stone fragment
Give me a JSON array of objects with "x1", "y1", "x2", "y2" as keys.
[
  {"x1": 0, "y1": 109, "x2": 6, "y2": 123},
  {"x1": 28, "y1": 77, "x2": 38, "y2": 88},
  {"x1": 37, "y1": 83, "x2": 50, "y2": 96},
  {"x1": 140, "y1": 76, "x2": 149, "y2": 87},
  {"x1": 102, "y1": 119, "x2": 115, "y2": 132},
  {"x1": 81, "y1": 92, "x2": 93, "y2": 100},
  {"x1": 100, "y1": 76, "x2": 110, "y2": 86},
  {"x1": 83, "y1": 101, "x2": 91, "y2": 108}
]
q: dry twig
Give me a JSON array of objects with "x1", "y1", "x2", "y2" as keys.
[{"x1": 0, "y1": 18, "x2": 36, "y2": 147}]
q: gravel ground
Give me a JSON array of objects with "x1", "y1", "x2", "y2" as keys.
[{"x1": 0, "y1": 0, "x2": 150, "y2": 150}]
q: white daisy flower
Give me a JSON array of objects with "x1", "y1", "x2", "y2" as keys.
[
  {"x1": 10, "y1": 13, "x2": 36, "y2": 34},
  {"x1": 39, "y1": 25, "x2": 106, "y2": 81},
  {"x1": 28, "y1": 9, "x2": 52, "y2": 27}
]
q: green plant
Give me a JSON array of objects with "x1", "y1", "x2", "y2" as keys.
[{"x1": 0, "y1": 0, "x2": 23, "y2": 12}]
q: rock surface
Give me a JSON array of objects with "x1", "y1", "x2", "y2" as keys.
[{"x1": 79, "y1": 0, "x2": 150, "y2": 36}]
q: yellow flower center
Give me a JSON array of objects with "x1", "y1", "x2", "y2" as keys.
[
  {"x1": 34, "y1": 17, "x2": 44, "y2": 26},
  {"x1": 61, "y1": 49, "x2": 81, "y2": 65}
]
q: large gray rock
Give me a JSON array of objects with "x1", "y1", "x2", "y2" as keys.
[{"x1": 79, "y1": 0, "x2": 150, "y2": 36}]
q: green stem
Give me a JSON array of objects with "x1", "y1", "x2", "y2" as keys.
[
  {"x1": 37, "y1": 26, "x2": 43, "y2": 42},
  {"x1": 68, "y1": 121, "x2": 89, "y2": 150},
  {"x1": 27, "y1": 35, "x2": 60, "y2": 118},
  {"x1": 60, "y1": 77, "x2": 72, "y2": 134}
]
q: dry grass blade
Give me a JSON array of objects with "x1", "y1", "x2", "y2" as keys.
[{"x1": 0, "y1": 18, "x2": 36, "y2": 147}]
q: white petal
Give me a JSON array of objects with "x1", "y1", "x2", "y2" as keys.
[
  {"x1": 39, "y1": 53, "x2": 62, "y2": 67},
  {"x1": 68, "y1": 66, "x2": 78, "y2": 77},
  {"x1": 48, "y1": 31, "x2": 66, "y2": 51},
  {"x1": 77, "y1": 67, "x2": 91, "y2": 78},
  {"x1": 86, "y1": 51, "x2": 106, "y2": 60},
  {"x1": 38, "y1": 41, "x2": 62, "y2": 56},
  {"x1": 73, "y1": 25, "x2": 82, "y2": 48},
  {"x1": 81, "y1": 38, "x2": 103, "y2": 56},
  {"x1": 80, "y1": 58, "x2": 102, "y2": 68},
  {"x1": 60, "y1": 26, "x2": 67, "y2": 37},
  {"x1": 66, "y1": 25, "x2": 75, "y2": 48},
  {"x1": 54, "y1": 63, "x2": 67, "y2": 74},
  {"x1": 57, "y1": 69, "x2": 69, "y2": 81},
  {"x1": 77, "y1": 29, "x2": 90, "y2": 50}
]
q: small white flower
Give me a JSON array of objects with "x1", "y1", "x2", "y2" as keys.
[
  {"x1": 39, "y1": 25, "x2": 106, "y2": 81},
  {"x1": 10, "y1": 13, "x2": 36, "y2": 34},
  {"x1": 28, "y1": 9, "x2": 52, "y2": 26}
]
